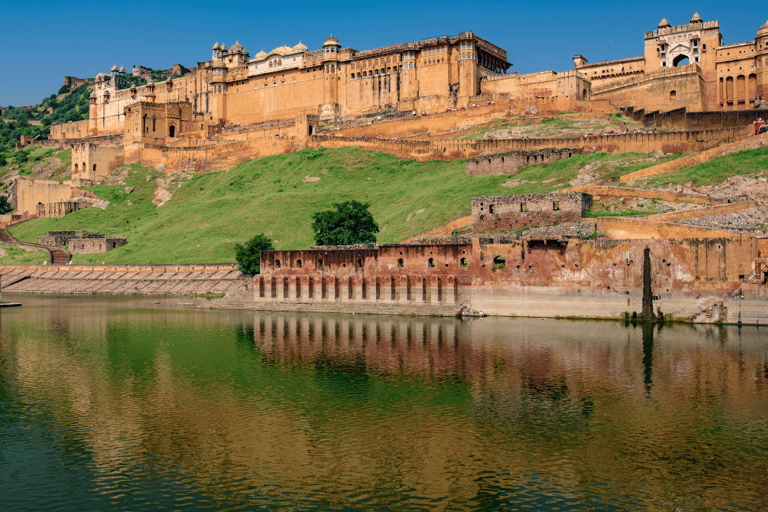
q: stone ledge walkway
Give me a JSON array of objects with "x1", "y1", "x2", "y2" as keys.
[{"x1": 0, "y1": 264, "x2": 248, "y2": 296}]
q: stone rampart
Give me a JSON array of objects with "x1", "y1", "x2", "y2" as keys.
[
  {"x1": 563, "y1": 184, "x2": 720, "y2": 205},
  {"x1": 621, "y1": 131, "x2": 768, "y2": 183},
  {"x1": 308, "y1": 126, "x2": 750, "y2": 161},
  {"x1": 466, "y1": 148, "x2": 579, "y2": 175},
  {"x1": 125, "y1": 136, "x2": 299, "y2": 172},
  {"x1": 647, "y1": 201, "x2": 757, "y2": 222}
]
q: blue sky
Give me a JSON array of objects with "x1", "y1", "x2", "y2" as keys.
[{"x1": 0, "y1": 2, "x2": 763, "y2": 107}]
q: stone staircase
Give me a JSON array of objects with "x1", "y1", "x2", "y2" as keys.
[{"x1": 1, "y1": 227, "x2": 71, "y2": 266}]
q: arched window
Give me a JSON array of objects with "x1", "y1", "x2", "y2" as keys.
[
  {"x1": 317, "y1": 259, "x2": 324, "y2": 269},
  {"x1": 296, "y1": 259, "x2": 302, "y2": 268},
  {"x1": 460, "y1": 258, "x2": 467, "y2": 268},
  {"x1": 670, "y1": 90, "x2": 677, "y2": 100},
  {"x1": 397, "y1": 258, "x2": 404, "y2": 268},
  {"x1": 74, "y1": 163, "x2": 79, "y2": 173},
  {"x1": 356, "y1": 258, "x2": 363, "y2": 268},
  {"x1": 169, "y1": 125, "x2": 176, "y2": 137},
  {"x1": 492, "y1": 256, "x2": 505, "y2": 271},
  {"x1": 275, "y1": 259, "x2": 281, "y2": 268},
  {"x1": 92, "y1": 164, "x2": 96, "y2": 173},
  {"x1": 428, "y1": 258, "x2": 435, "y2": 268}
]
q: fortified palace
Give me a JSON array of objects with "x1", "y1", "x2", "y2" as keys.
[
  {"x1": 10, "y1": 13, "x2": 768, "y2": 217},
  {"x1": 5, "y1": 13, "x2": 768, "y2": 325}
]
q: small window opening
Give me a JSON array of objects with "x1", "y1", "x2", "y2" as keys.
[
  {"x1": 428, "y1": 258, "x2": 435, "y2": 268},
  {"x1": 397, "y1": 258, "x2": 404, "y2": 268},
  {"x1": 489, "y1": 204, "x2": 495, "y2": 214},
  {"x1": 296, "y1": 259, "x2": 302, "y2": 268},
  {"x1": 492, "y1": 256, "x2": 506, "y2": 271},
  {"x1": 317, "y1": 259, "x2": 324, "y2": 269},
  {"x1": 553, "y1": 201, "x2": 560, "y2": 211},
  {"x1": 275, "y1": 259, "x2": 281, "y2": 268},
  {"x1": 356, "y1": 258, "x2": 363, "y2": 268},
  {"x1": 460, "y1": 258, "x2": 467, "y2": 268},
  {"x1": 521, "y1": 203, "x2": 528, "y2": 213},
  {"x1": 670, "y1": 90, "x2": 677, "y2": 100}
]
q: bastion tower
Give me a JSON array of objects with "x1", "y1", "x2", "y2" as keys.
[{"x1": 320, "y1": 35, "x2": 341, "y2": 121}]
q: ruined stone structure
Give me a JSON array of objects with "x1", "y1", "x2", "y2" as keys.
[
  {"x1": 67, "y1": 235, "x2": 127, "y2": 254},
  {"x1": 466, "y1": 148, "x2": 579, "y2": 175},
  {"x1": 36, "y1": 201, "x2": 83, "y2": 218},
  {"x1": 576, "y1": 13, "x2": 768, "y2": 112},
  {"x1": 472, "y1": 193, "x2": 592, "y2": 233},
  {"x1": 35, "y1": 231, "x2": 126, "y2": 254},
  {"x1": 36, "y1": 231, "x2": 85, "y2": 247},
  {"x1": 255, "y1": 217, "x2": 768, "y2": 324},
  {"x1": 8, "y1": 179, "x2": 98, "y2": 220},
  {"x1": 257, "y1": 243, "x2": 469, "y2": 306}
]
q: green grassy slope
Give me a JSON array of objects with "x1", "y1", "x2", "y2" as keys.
[
  {"x1": 5, "y1": 146, "x2": 720, "y2": 265},
  {"x1": 636, "y1": 145, "x2": 768, "y2": 188},
  {"x1": 9, "y1": 148, "x2": 514, "y2": 263},
  {"x1": 0, "y1": 243, "x2": 49, "y2": 265}
]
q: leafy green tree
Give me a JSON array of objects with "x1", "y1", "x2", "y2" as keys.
[
  {"x1": 0, "y1": 154, "x2": 6, "y2": 167},
  {"x1": 311, "y1": 200, "x2": 379, "y2": 246},
  {"x1": 0, "y1": 196, "x2": 12, "y2": 214},
  {"x1": 14, "y1": 150, "x2": 27, "y2": 164},
  {"x1": 235, "y1": 234, "x2": 274, "y2": 275}
]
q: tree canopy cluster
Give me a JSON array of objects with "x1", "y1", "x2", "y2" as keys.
[
  {"x1": 235, "y1": 201, "x2": 379, "y2": 275},
  {"x1": 311, "y1": 200, "x2": 379, "y2": 246}
]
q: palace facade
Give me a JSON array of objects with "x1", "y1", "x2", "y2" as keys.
[{"x1": 576, "y1": 13, "x2": 768, "y2": 111}]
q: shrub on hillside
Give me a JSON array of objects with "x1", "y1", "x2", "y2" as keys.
[
  {"x1": 311, "y1": 200, "x2": 379, "y2": 246},
  {"x1": 235, "y1": 234, "x2": 274, "y2": 275},
  {"x1": 0, "y1": 195, "x2": 12, "y2": 214}
]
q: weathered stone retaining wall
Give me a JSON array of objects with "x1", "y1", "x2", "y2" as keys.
[
  {"x1": 308, "y1": 126, "x2": 750, "y2": 162},
  {"x1": 472, "y1": 193, "x2": 591, "y2": 233},
  {"x1": 0, "y1": 263, "x2": 247, "y2": 296},
  {"x1": 466, "y1": 148, "x2": 580, "y2": 175}
]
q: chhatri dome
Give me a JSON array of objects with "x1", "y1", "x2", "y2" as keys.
[
  {"x1": 254, "y1": 49, "x2": 268, "y2": 60},
  {"x1": 690, "y1": 12, "x2": 703, "y2": 24},
  {"x1": 292, "y1": 41, "x2": 308, "y2": 52},
  {"x1": 323, "y1": 35, "x2": 340, "y2": 46},
  {"x1": 658, "y1": 18, "x2": 671, "y2": 29},
  {"x1": 272, "y1": 44, "x2": 293, "y2": 55},
  {"x1": 230, "y1": 40, "x2": 245, "y2": 53},
  {"x1": 758, "y1": 17, "x2": 768, "y2": 37},
  {"x1": 212, "y1": 41, "x2": 220, "y2": 50}
]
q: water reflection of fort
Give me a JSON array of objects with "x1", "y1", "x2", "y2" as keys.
[
  {"x1": 2, "y1": 302, "x2": 767, "y2": 510},
  {"x1": 251, "y1": 311, "x2": 768, "y2": 401}
]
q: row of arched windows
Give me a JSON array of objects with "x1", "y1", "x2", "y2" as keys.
[
  {"x1": 719, "y1": 73, "x2": 758, "y2": 106},
  {"x1": 73, "y1": 162, "x2": 95, "y2": 174},
  {"x1": 272, "y1": 256, "x2": 470, "y2": 269},
  {"x1": 350, "y1": 66, "x2": 402, "y2": 80}
]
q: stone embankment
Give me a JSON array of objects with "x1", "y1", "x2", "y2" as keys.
[
  {"x1": 620, "y1": 131, "x2": 768, "y2": 183},
  {"x1": 0, "y1": 264, "x2": 247, "y2": 296}
]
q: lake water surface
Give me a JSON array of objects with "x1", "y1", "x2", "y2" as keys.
[{"x1": 1, "y1": 294, "x2": 767, "y2": 511}]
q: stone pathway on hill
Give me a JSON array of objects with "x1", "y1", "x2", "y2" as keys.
[{"x1": 674, "y1": 207, "x2": 768, "y2": 234}]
